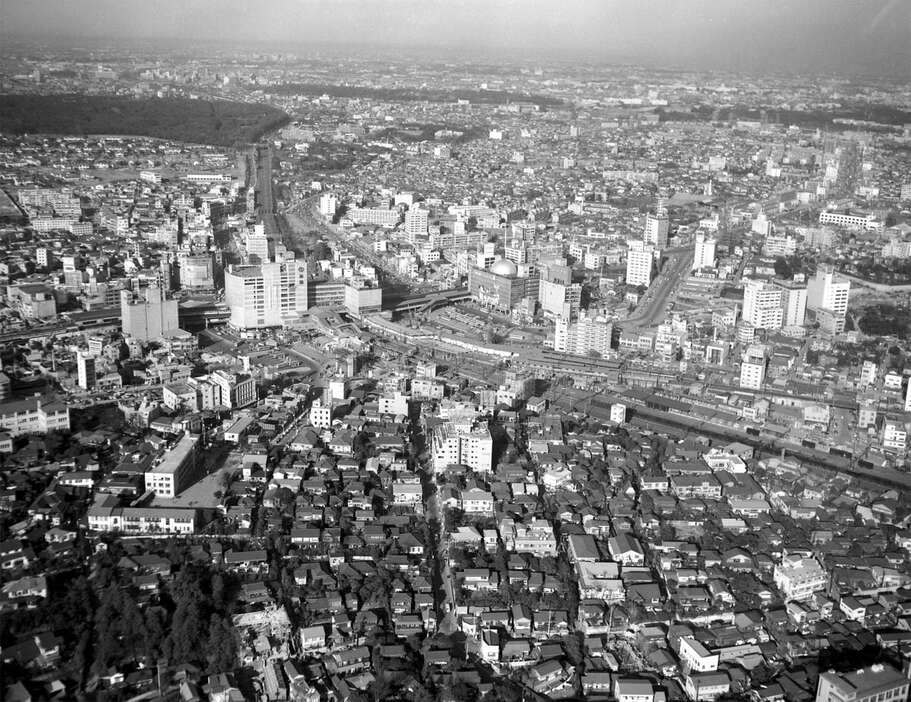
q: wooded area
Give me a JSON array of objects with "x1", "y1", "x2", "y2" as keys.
[{"x1": 0, "y1": 94, "x2": 290, "y2": 147}]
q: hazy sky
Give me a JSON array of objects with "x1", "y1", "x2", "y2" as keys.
[{"x1": 2, "y1": 0, "x2": 910, "y2": 75}]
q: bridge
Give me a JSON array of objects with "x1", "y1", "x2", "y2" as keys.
[{"x1": 391, "y1": 287, "x2": 472, "y2": 315}]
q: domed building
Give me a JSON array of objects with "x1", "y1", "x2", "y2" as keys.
[
  {"x1": 467, "y1": 257, "x2": 539, "y2": 313},
  {"x1": 489, "y1": 258, "x2": 518, "y2": 278}
]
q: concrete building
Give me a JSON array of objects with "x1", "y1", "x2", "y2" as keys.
[
  {"x1": 346, "y1": 206, "x2": 400, "y2": 227},
  {"x1": 0, "y1": 397, "x2": 70, "y2": 436},
  {"x1": 404, "y1": 206, "x2": 429, "y2": 242},
  {"x1": 120, "y1": 285, "x2": 179, "y2": 342},
  {"x1": 77, "y1": 352, "x2": 96, "y2": 391},
  {"x1": 818, "y1": 211, "x2": 878, "y2": 230},
  {"x1": 815, "y1": 665, "x2": 909, "y2": 702},
  {"x1": 807, "y1": 267, "x2": 850, "y2": 322},
  {"x1": 539, "y1": 264, "x2": 581, "y2": 320},
  {"x1": 626, "y1": 241, "x2": 655, "y2": 288},
  {"x1": 88, "y1": 494, "x2": 195, "y2": 534},
  {"x1": 773, "y1": 555, "x2": 828, "y2": 601},
  {"x1": 6, "y1": 283, "x2": 56, "y2": 319},
  {"x1": 554, "y1": 314, "x2": 613, "y2": 357},
  {"x1": 693, "y1": 231, "x2": 716, "y2": 270},
  {"x1": 431, "y1": 421, "x2": 493, "y2": 473},
  {"x1": 742, "y1": 280, "x2": 783, "y2": 330},
  {"x1": 468, "y1": 259, "x2": 538, "y2": 313},
  {"x1": 679, "y1": 637, "x2": 719, "y2": 674},
  {"x1": 225, "y1": 259, "x2": 308, "y2": 329},
  {"x1": 318, "y1": 193, "x2": 338, "y2": 218},
  {"x1": 644, "y1": 210, "x2": 669, "y2": 248},
  {"x1": 144, "y1": 433, "x2": 200, "y2": 499},
  {"x1": 245, "y1": 229, "x2": 270, "y2": 264},
  {"x1": 179, "y1": 254, "x2": 216, "y2": 290},
  {"x1": 776, "y1": 280, "x2": 808, "y2": 327},
  {"x1": 740, "y1": 361, "x2": 765, "y2": 390}
]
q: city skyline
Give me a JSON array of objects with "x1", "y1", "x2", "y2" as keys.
[{"x1": 2, "y1": 0, "x2": 911, "y2": 76}]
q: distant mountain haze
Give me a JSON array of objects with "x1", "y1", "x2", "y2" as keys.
[{"x1": 1, "y1": 0, "x2": 909, "y2": 76}]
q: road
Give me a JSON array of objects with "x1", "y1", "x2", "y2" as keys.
[
  {"x1": 624, "y1": 246, "x2": 694, "y2": 328},
  {"x1": 410, "y1": 409, "x2": 458, "y2": 634}
]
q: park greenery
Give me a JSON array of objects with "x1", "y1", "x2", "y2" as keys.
[{"x1": 0, "y1": 94, "x2": 290, "y2": 147}]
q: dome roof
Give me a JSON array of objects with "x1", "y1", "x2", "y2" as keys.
[{"x1": 490, "y1": 258, "x2": 518, "y2": 278}]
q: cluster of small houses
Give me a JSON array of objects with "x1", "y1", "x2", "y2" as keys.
[{"x1": 3, "y1": 373, "x2": 911, "y2": 701}]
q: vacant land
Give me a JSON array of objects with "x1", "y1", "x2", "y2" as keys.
[{"x1": 0, "y1": 94, "x2": 290, "y2": 147}]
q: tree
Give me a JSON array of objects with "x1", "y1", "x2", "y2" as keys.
[{"x1": 206, "y1": 614, "x2": 237, "y2": 673}]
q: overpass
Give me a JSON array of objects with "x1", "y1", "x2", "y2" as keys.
[{"x1": 391, "y1": 288, "x2": 472, "y2": 315}]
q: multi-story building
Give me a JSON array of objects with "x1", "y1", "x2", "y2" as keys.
[
  {"x1": 670, "y1": 474, "x2": 723, "y2": 500},
  {"x1": 6, "y1": 283, "x2": 56, "y2": 319},
  {"x1": 539, "y1": 263, "x2": 581, "y2": 320},
  {"x1": 318, "y1": 193, "x2": 338, "y2": 218},
  {"x1": 225, "y1": 259, "x2": 308, "y2": 329},
  {"x1": 807, "y1": 268, "x2": 850, "y2": 321},
  {"x1": 773, "y1": 555, "x2": 828, "y2": 601},
  {"x1": 184, "y1": 371, "x2": 257, "y2": 410},
  {"x1": 740, "y1": 361, "x2": 765, "y2": 390},
  {"x1": 88, "y1": 494, "x2": 196, "y2": 534},
  {"x1": 468, "y1": 260, "x2": 538, "y2": 313},
  {"x1": 0, "y1": 398, "x2": 70, "y2": 436},
  {"x1": 404, "y1": 207, "x2": 429, "y2": 242},
  {"x1": 143, "y1": 433, "x2": 200, "y2": 499},
  {"x1": 245, "y1": 230, "x2": 270, "y2": 264},
  {"x1": 179, "y1": 254, "x2": 216, "y2": 290},
  {"x1": 309, "y1": 399, "x2": 333, "y2": 429},
  {"x1": 693, "y1": 231, "x2": 716, "y2": 270},
  {"x1": 679, "y1": 637, "x2": 719, "y2": 674},
  {"x1": 553, "y1": 314, "x2": 613, "y2": 357},
  {"x1": 346, "y1": 206, "x2": 400, "y2": 227},
  {"x1": 882, "y1": 419, "x2": 907, "y2": 453},
  {"x1": 818, "y1": 211, "x2": 878, "y2": 230},
  {"x1": 815, "y1": 665, "x2": 909, "y2": 702},
  {"x1": 776, "y1": 280, "x2": 808, "y2": 327},
  {"x1": 120, "y1": 285, "x2": 179, "y2": 342},
  {"x1": 644, "y1": 211, "x2": 669, "y2": 248},
  {"x1": 742, "y1": 280, "x2": 783, "y2": 330},
  {"x1": 626, "y1": 240, "x2": 655, "y2": 287},
  {"x1": 77, "y1": 352, "x2": 96, "y2": 390},
  {"x1": 431, "y1": 421, "x2": 493, "y2": 473}
]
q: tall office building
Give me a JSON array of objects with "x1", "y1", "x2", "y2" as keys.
[
  {"x1": 404, "y1": 207, "x2": 429, "y2": 242},
  {"x1": 775, "y1": 280, "x2": 808, "y2": 327},
  {"x1": 807, "y1": 267, "x2": 850, "y2": 318},
  {"x1": 693, "y1": 231, "x2": 716, "y2": 270},
  {"x1": 644, "y1": 207, "x2": 669, "y2": 248},
  {"x1": 742, "y1": 280, "x2": 784, "y2": 330},
  {"x1": 121, "y1": 285, "x2": 179, "y2": 342},
  {"x1": 626, "y1": 241, "x2": 655, "y2": 287},
  {"x1": 225, "y1": 259, "x2": 308, "y2": 329},
  {"x1": 77, "y1": 352, "x2": 96, "y2": 390}
]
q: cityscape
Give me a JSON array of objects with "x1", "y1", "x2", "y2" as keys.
[{"x1": 1, "y1": 1, "x2": 911, "y2": 701}]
